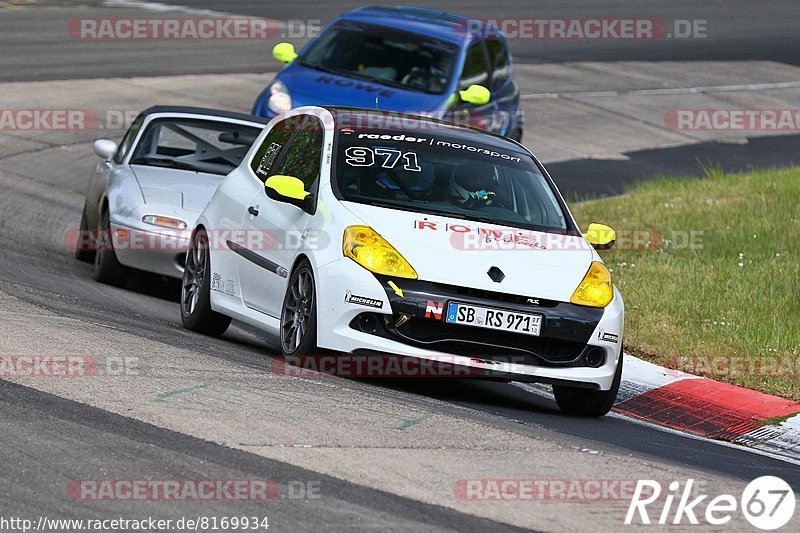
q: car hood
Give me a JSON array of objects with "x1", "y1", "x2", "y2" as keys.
[
  {"x1": 342, "y1": 202, "x2": 596, "y2": 302},
  {"x1": 130, "y1": 165, "x2": 225, "y2": 213},
  {"x1": 281, "y1": 64, "x2": 447, "y2": 112}
]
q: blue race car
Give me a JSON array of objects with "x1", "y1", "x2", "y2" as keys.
[{"x1": 251, "y1": 6, "x2": 523, "y2": 141}]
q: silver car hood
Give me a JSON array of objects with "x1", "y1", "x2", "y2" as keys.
[{"x1": 130, "y1": 164, "x2": 226, "y2": 212}]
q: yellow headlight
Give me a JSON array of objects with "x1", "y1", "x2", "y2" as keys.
[
  {"x1": 342, "y1": 225, "x2": 418, "y2": 279},
  {"x1": 570, "y1": 261, "x2": 614, "y2": 308}
]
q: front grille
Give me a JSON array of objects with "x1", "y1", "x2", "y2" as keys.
[
  {"x1": 352, "y1": 314, "x2": 588, "y2": 366},
  {"x1": 427, "y1": 282, "x2": 560, "y2": 308}
]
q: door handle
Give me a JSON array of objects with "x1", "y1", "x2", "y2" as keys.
[{"x1": 248, "y1": 206, "x2": 259, "y2": 217}]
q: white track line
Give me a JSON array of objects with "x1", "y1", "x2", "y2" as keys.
[{"x1": 521, "y1": 81, "x2": 800, "y2": 100}]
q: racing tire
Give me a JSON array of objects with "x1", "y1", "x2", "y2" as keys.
[
  {"x1": 74, "y1": 205, "x2": 95, "y2": 263},
  {"x1": 553, "y1": 347, "x2": 623, "y2": 417},
  {"x1": 180, "y1": 228, "x2": 231, "y2": 337},
  {"x1": 279, "y1": 259, "x2": 318, "y2": 356},
  {"x1": 93, "y1": 208, "x2": 130, "y2": 287}
]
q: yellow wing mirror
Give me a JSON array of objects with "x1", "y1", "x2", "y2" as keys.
[
  {"x1": 584, "y1": 223, "x2": 616, "y2": 250},
  {"x1": 273, "y1": 42, "x2": 297, "y2": 64},
  {"x1": 265, "y1": 175, "x2": 308, "y2": 200},
  {"x1": 265, "y1": 175, "x2": 313, "y2": 212},
  {"x1": 459, "y1": 84, "x2": 491, "y2": 105}
]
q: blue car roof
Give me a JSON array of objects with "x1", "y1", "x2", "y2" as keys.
[{"x1": 334, "y1": 5, "x2": 502, "y2": 45}]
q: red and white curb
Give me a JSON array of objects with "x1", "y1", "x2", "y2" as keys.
[
  {"x1": 617, "y1": 356, "x2": 800, "y2": 458},
  {"x1": 519, "y1": 355, "x2": 800, "y2": 462}
]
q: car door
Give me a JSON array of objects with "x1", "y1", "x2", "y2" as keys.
[
  {"x1": 237, "y1": 114, "x2": 324, "y2": 317},
  {"x1": 453, "y1": 40, "x2": 499, "y2": 133}
]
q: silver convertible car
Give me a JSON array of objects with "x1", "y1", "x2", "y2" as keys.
[{"x1": 75, "y1": 106, "x2": 268, "y2": 287}]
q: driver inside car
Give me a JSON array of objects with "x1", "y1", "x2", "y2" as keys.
[
  {"x1": 402, "y1": 52, "x2": 452, "y2": 93},
  {"x1": 448, "y1": 162, "x2": 497, "y2": 208}
]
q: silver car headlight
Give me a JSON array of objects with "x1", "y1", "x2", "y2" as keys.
[{"x1": 268, "y1": 80, "x2": 292, "y2": 114}]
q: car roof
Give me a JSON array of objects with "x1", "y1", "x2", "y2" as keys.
[
  {"x1": 140, "y1": 105, "x2": 270, "y2": 126},
  {"x1": 334, "y1": 5, "x2": 503, "y2": 45},
  {"x1": 322, "y1": 106, "x2": 528, "y2": 154}
]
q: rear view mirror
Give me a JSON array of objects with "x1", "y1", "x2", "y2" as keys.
[
  {"x1": 93, "y1": 139, "x2": 118, "y2": 160},
  {"x1": 218, "y1": 131, "x2": 257, "y2": 146},
  {"x1": 459, "y1": 84, "x2": 491, "y2": 105},
  {"x1": 265, "y1": 175, "x2": 313, "y2": 212},
  {"x1": 273, "y1": 42, "x2": 298, "y2": 64},
  {"x1": 584, "y1": 223, "x2": 616, "y2": 250}
]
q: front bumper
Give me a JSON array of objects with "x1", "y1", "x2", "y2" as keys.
[
  {"x1": 110, "y1": 222, "x2": 190, "y2": 279},
  {"x1": 316, "y1": 258, "x2": 624, "y2": 390}
]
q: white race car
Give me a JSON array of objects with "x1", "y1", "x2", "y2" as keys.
[{"x1": 181, "y1": 106, "x2": 624, "y2": 416}]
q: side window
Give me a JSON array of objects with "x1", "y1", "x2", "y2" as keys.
[
  {"x1": 459, "y1": 41, "x2": 489, "y2": 91},
  {"x1": 273, "y1": 116, "x2": 324, "y2": 192},
  {"x1": 507, "y1": 169, "x2": 565, "y2": 228},
  {"x1": 487, "y1": 40, "x2": 510, "y2": 88},
  {"x1": 114, "y1": 114, "x2": 144, "y2": 164},
  {"x1": 250, "y1": 118, "x2": 298, "y2": 180}
]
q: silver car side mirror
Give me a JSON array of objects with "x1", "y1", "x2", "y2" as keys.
[{"x1": 93, "y1": 139, "x2": 118, "y2": 160}]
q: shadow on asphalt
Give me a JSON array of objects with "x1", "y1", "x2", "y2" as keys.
[
  {"x1": 72, "y1": 256, "x2": 182, "y2": 303},
  {"x1": 361, "y1": 376, "x2": 558, "y2": 414},
  {"x1": 548, "y1": 132, "x2": 800, "y2": 199},
  {"x1": 125, "y1": 271, "x2": 182, "y2": 302}
]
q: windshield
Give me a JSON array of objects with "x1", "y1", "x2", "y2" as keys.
[
  {"x1": 335, "y1": 128, "x2": 571, "y2": 232},
  {"x1": 299, "y1": 24, "x2": 457, "y2": 95},
  {"x1": 130, "y1": 118, "x2": 263, "y2": 175}
]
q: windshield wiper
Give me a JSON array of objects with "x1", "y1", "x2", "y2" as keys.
[
  {"x1": 345, "y1": 69, "x2": 433, "y2": 93},
  {"x1": 298, "y1": 60, "x2": 428, "y2": 94},
  {"x1": 346, "y1": 70, "x2": 416, "y2": 90},
  {"x1": 130, "y1": 157, "x2": 199, "y2": 172},
  {"x1": 297, "y1": 61, "x2": 352, "y2": 77}
]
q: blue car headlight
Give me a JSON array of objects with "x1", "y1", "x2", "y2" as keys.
[{"x1": 268, "y1": 80, "x2": 292, "y2": 114}]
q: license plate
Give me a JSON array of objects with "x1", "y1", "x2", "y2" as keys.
[{"x1": 445, "y1": 302, "x2": 542, "y2": 336}]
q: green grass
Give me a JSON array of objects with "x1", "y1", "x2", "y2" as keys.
[{"x1": 570, "y1": 166, "x2": 800, "y2": 400}]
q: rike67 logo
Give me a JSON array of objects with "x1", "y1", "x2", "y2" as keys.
[{"x1": 626, "y1": 477, "x2": 795, "y2": 529}]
